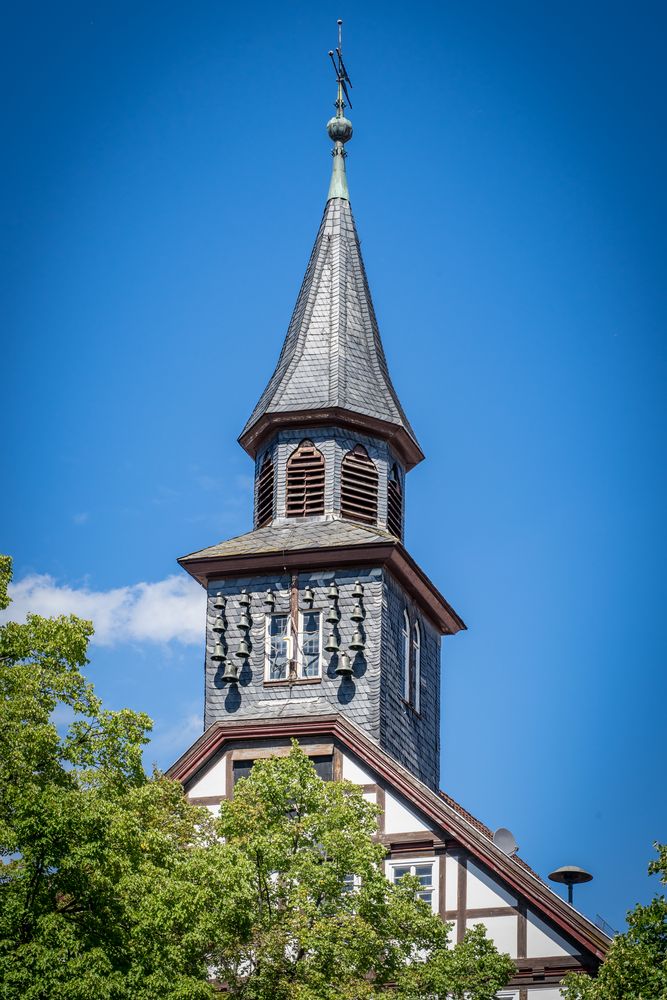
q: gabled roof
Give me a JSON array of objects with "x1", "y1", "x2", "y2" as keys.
[
  {"x1": 178, "y1": 517, "x2": 466, "y2": 635},
  {"x1": 238, "y1": 197, "x2": 424, "y2": 470},
  {"x1": 167, "y1": 713, "x2": 611, "y2": 964}
]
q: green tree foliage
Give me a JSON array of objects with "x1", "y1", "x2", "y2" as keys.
[
  {"x1": 562, "y1": 844, "x2": 667, "y2": 1000},
  {"x1": 0, "y1": 555, "x2": 514, "y2": 999}
]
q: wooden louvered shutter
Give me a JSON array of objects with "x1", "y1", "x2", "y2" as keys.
[
  {"x1": 341, "y1": 445, "x2": 378, "y2": 525},
  {"x1": 387, "y1": 465, "x2": 403, "y2": 538},
  {"x1": 256, "y1": 453, "x2": 275, "y2": 527},
  {"x1": 286, "y1": 440, "x2": 325, "y2": 517}
]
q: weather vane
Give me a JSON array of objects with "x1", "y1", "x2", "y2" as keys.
[{"x1": 328, "y1": 18, "x2": 352, "y2": 114}]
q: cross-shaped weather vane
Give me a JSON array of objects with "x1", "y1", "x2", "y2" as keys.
[{"x1": 328, "y1": 19, "x2": 353, "y2": 112}]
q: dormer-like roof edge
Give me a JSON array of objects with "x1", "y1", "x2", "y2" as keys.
[{"x1": 167, "y1": 713, "x2": 611, "y2": 964}]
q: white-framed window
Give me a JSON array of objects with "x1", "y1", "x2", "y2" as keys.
[
  {"x1": 299, "y1": 609, "x2": 322, "y2": 678},
  {"x1": 402, "y1": 610, "x2": 410, "y2": 702},
  {"x1": 413, "y1": 620, "x2": 421, "y2": 714},
  {"x1": 265, "y1": 613, "x2": 291, "y2": 680},
  {"x1": 342, "y1": 873, "x2": 361, "y2": 893},
  {"x1": 389, "y1": 858, "x2": 437, "y2": 912}
]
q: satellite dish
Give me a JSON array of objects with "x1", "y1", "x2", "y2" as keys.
[{"x1": 493, "y1": 827, "x2": 519, "y2": 856}]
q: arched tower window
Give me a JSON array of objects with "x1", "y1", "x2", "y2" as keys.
[
  {"x1": 256, "y1": 453, "x2": 275, "y2": 528},
  {"x1": 387, "y1": 464, "x2": 403, "y2": 538},
  {"x1": 402, "y1": 610, "x2": 410, "y2": 703},
  {"x1": 341, "y1": 445, "x2": 378, "y2": 524},
  {"x1": 286, "y1": 440, "x2": 325, "y2": 517},
  {"x1": 413, "y1": 621, "x2": 421, "y2": 714}
]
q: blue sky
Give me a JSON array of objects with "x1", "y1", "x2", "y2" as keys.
[{"x1": 2, "y1": 0, "x2": 665, "y2": 932}]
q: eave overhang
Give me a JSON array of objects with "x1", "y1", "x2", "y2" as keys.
[
  {"x1": 167, "y1": 713, "x2": 611, "y2": 964},
  {"x1": 178, "y1": 538, "x2": 465, "y2": 635},
  {"x1": 238, "y1": 406, "x2": 425, "y2": 472}
]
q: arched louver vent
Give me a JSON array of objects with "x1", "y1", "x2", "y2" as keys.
[
  {"x1": 286, "y1": 440, "x2": 325, "y2": 517},
  {"x1": 256, "y1": 453, "x2": 275, "y2": 528},
  {"x1": 387, "y1": 464, "x2": 403, "y2": 538},
  {"x1": 341, "y1": 445, "x2": 378, "y2": 525}
]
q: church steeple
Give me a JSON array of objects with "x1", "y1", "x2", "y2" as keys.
[
  {"x1": 178, "y1": 26, "x2": 464, "y2": 793},
  {"x1": 239, "y1": 27, "x2": 423, "y2": 472}
]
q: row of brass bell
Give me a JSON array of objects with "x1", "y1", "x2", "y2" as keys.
[
  {"x1": 324, "y1": 629, "x2": 365, "y2": 653},
  {"x1": 221, "y1": 660, "x2": 240, "y2": 683},
  {"x1": 326, "y1": 605, "x2": 340, "y2": 625},
  {"x1": 335, "y1": 651, "x2": 352, "y2": 676},
  {"x1": 213, "y1": 594, "x2": 227, "y2": 610},
  {"x1": 211, "y1": 614, "x2": 227, "y2": 633},
  {"x1": 239, "y1": 611, "x2": 252, "y2": 631}
]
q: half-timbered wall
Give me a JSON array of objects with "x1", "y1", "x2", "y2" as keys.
[{"x1": 182, "y1": 737, "x2": 588, "y2": 995}]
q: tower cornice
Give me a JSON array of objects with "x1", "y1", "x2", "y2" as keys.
[
  {"x1": 178, "y1": 526, "x2": 465, "y2": 636},
  {"x1": 238, "y1": 404, "x2": 425, "y2": 471}
]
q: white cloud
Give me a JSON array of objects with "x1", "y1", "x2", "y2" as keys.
[{"x1": 2, "y1": 572, "x2": 206, "y2": 647}]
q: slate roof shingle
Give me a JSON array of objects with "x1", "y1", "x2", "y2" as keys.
[
  {"x1": 241, "y1": 196, "x2": 420, "y2": 451},
  {"x1": 180, "y1": 518, "x2": 395, "y2": 563}
]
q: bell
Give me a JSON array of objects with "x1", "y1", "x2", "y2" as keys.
[
  {"x1": 239, "y1": 591, "x2": 251, "y2": 608},
  {"x1": 335, "y1": 651, "x2": 353, "y2": 676},
  {"x1": 325, "y1": 605, "x2": 340, "y2": 625},
  {"x1": 349, "y1": 629, "x2": 365, "y2": 652},
  {"x1": 210, "y1": 643, "x2": 226, "y2": 661},
  {"x1": 212, "y1": 594, "x2": 226, "y2": 610},
  {"x1": 352, "y1": 580, "x2": 364, "y2": 599},
  {"x1": 302, "y1": 587, "x2": 315, "y2": 605},
  {"x1": 211, "y1": 615, "x2": 227, "y2": 633},
  {"x1": 238, "y1": 611, "x2": 252, "y2": 631},
  {"x1": 327, "y1": 583, "x2": 339, "y2": 601},
  {"x1": 235, "y1": 639, "x2": 251, "y2": 659},
  {"x1": 350, "y1": 602, "x2": 364, "y2": 623},
  {"x1": 263, "y1": 589, "x2": 275, "y2": 608},
  {"x1": 222, "y1": 660, "x2": 239, "y2": 683},
  {"x1": 324, "y1": 632, "x2": 340, "y2": 653}
]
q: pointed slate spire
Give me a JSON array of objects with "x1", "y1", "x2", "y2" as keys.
[{"x1": 238, "y1": 27, "x2": 423, "y2": 470}]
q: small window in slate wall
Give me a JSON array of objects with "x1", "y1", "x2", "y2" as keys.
[
  {"x1": 341, "y1": 445, "x2": 379, "y2": 524},
  {"x1": 256, "y1": 453, "x2": 275, "y2": 527},
  {"x1": 286, "y1": 440, "x2": 325, "y2": 517},
  {"x1": 387, "y1": 464, "x2": 403, "y2": 537}
]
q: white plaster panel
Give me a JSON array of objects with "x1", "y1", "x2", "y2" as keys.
[
  {"x1": 187, "y1": 754, "x2": 227, "y2": 798},
  {"x1": 445, "y1": 855, "x2": 459, "y2": 911},
  {"x1": 496, "y1": 992, "x2": 519, "y2": 1000},
  {"x1": 526, "y1": 989, "x2": 563, "y2": 999},
  {"x1": 526, "y1": 909, "x2": 578, "y2": 958},
  {"x1": 383, "y1": 789, "x2": 434, "y2": 835},
  {"x1": 467, "y1": 915, "x2": 518, "y2": 959},
  {"x1": 363, "y1": 791, "x2": 377, "y2": 805},
  {"x1": 466, "y1": 860, "x2": 517, "y2": 908},
  {"x1": 341, "y1": 752, "x2": 374, "y2": 785},
  {"x1": 206, "y1": 804, "x2": 220, "y2": 818}
]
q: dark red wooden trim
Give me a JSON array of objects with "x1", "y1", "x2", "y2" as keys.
[
  {"x1": 238, "y1": 406, "x2": 425, "y2": 471},
  {"x1": 457, "y1": 855, "x2": 467, "y2": 943}
]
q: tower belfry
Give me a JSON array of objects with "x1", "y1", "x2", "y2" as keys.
[{"x1": 170, "y1": 27, "x2": 611, "y2": 985}]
